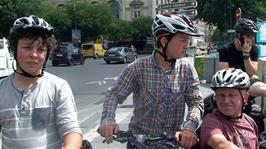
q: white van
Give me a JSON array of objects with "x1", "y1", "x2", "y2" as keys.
[{"x1": 0, "y1": 37, "x2": 14, "y2": 78}]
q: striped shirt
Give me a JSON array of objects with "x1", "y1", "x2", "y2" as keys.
[
  {"x1": 0, "y1": 72, "x2": 82, "y2": 149},
  {"x1": 101, "y1": 53, "x2": 204, "y2": 137}
]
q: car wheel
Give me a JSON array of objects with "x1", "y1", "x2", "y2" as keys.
[
  {"x1": 80, "y1": 59, "x2": 85, "y2": 65},
  {"x1": 123, "y1": 57, "x2": 127, "y2": 63},
  {"x1": 52, "y1": 61, "x2": 57, "y2": 66},
  {"x1": 133, "y1": 56, "x2": 137, "y2": 61},
  {"x1": 68, "y1": 59, "x2": 73, "y2": 66},
  {"x1": 105, "y1": 60, "x2": 110, "y2": 64},
  {"x1": 93, "y1": 54, "x2": 99, "y2": 59}
]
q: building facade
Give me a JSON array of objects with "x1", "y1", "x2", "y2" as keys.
[
  {"x1": 45, "y1": 0, "x2": 182, "y2": 20},
  {"x1": 46, "y1": 0, "x2": 210, "y2": 44}
]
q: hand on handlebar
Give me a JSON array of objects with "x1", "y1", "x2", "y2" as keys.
[
  {"x1": 175, "y1": 130, "x2": 199, "y2": 149},
  {"x1": 109, "y1": 130, "x2": 180, "y2": 148},
  {"x1": 98, "y1": 124, "x2": 119, "y2": 144}
]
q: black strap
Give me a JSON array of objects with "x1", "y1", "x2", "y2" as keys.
[{"x1": 15, "y1": 68, "x2": 44, "y2": 78}]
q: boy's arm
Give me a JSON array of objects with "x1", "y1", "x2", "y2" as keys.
[
  {"x1": 63, "y1": 132, "x2": 83, "y2": 149},
  {"x1": 208, "y1": 134, "x2": 239, "y2": 149}
]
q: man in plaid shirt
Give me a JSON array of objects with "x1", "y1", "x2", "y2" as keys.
[{"x1": 98, "y1": 13, "x2": 204, "y2": 149}]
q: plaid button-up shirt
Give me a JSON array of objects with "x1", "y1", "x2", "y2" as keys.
[{"x1": 101, "y1": 53, "x2": 203, "y2": 137}]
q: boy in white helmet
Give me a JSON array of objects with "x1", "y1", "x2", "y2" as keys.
[
  {"x1": 200, "y1": 68, "x2": 259, "y2": 149},
  {"x1": 98, "y1": 13, "x2": 203, "y2": 149},
  {"x1": 0, "y1": 15, "x2": 83, "y2": 148}
]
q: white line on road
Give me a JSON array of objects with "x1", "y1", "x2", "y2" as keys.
[
  {"x1": 85, "y1": 81, "x2": 106, "y2": 85},
  {"x1": 104, "y1": 77, "x2": 118, "y2": 80}
]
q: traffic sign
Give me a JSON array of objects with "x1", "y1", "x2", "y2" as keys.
[
  {"x1": 158, "y1": 0, "x2": 197, "y2": 10},
  {"x1": 170, "y1": 9, "x2": 198, "y2": 18},
  {"x1": 178, "y1": 9, "x2": 197, "y2": 16},
  {"x1": 227, "y1": 29, "x2": 235, "y2": 33}
]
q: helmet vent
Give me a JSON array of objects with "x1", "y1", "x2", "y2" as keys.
[
  {"x1": 226, "y1": 75, "x2": 233, "y2": 83},
  {"x1": 32, "y1": 16, "x2": 39, "y2": 25},
  {"x1": 172, "y1": 24, "x2": 185, "y2": 30},
  {"x1": 216, "y1": 76, "x2": 220, "y2": 84},
  {"x1": 20, "y1": 18, "x2": 29, "y2": 25},
  {"x1": 157, "y1": 20, "x2": 163, "y2": 26}
]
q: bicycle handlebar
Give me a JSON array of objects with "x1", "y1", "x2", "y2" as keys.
[{"x1": 104, "y1": 130, "x2": 180, "y2": 148}]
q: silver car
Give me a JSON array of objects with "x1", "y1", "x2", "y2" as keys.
[{"x1": 104, "y1": 46, "x2": 137, "y2": 64}]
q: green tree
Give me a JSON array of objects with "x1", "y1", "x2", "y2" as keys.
[
  {"x1": 0, "y1": 0, "x2": 44, "y2": 37},
  {"x1": 40, "y1": 3, "x2": 72, "y2": 42},
  {"x1": 66, "y1": 0, "x2": 114, "y2": 42},
  {"x1": 107, "y1": 18, "x2": 131, "y2": 42},
  {"x1": 197, "y1": 0, "x2": 266, "y2": 32},
  {"x1": 130, "y1": 16, "x2": 153, "y2": 41}
]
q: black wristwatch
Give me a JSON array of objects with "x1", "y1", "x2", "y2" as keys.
[{"x1": 243, "y1": 53, "x2": 250, "y2": 60}]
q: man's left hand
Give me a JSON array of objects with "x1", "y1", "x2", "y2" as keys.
[{"x1": 175, "y1": 130, "x2": 198, "y2": 149}]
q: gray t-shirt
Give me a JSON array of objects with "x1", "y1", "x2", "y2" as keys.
[{"x1": 0, "y1": 72, "x2": 82, "y2": 149}]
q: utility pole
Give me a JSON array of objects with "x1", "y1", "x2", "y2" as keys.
[
  {"x1": 229, "y1": 0, "x2": 232, "y2": 29},
  {"x1": 72, "y1": 0, "x2": 77, "y2": 29}
]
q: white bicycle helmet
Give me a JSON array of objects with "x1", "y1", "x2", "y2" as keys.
[
  {"x1": 152, "y1": 13, "x2": 200, "y2": 37},
  {"x1": 211, "y1": 68, "x2": 250, "y2": 90},
  {"x1": 12, "y1": 15, "x2": 54, "y2": 35}
]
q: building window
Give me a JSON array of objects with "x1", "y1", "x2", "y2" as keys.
[
  {"x1": 134, "y1": 8, "x2": 141, "y2": 18},
  {"x1": 108, "y1": 0, "x2": 120, "y2": 18}
]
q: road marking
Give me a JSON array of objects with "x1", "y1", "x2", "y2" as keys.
[
  {"x1": 83, "y1": 111, "x2": 132, "y2": 142},
  {"x1": 104, "y1": 77, "x2": 118, "y2": 80},
  {"x1": 85, "y1": 81, "x2": 106, "y2": 85},
  {"x1": 84, "y1": 76, "x2": 117, "y2": 86}
]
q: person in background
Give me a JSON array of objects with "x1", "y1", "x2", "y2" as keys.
[
  {"x1": 219, "y1": 18, "x2": 258, "y2": 77},
  {"x1": 0, "y1": 15, "x2": 83, "y2": 148},
  {"x1": 98, "y1": 13, "x2": 204, "y2": 149},
  {"x1": 200, "y1": 68, "x2": 259, "y2": 149},
  {"x1": 218, "y1": 17, "x2": 266, "y2": 133}
]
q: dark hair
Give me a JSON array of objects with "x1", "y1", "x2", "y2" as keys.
[
  {"x1": 154, "y1": 32, "x2": 175, "y2": 48},
  {"x1": 8, "y1": 28, "x2": 55, "y2": 62}
]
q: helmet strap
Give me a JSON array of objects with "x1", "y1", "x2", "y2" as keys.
[
  {"x1": 15, "y1": 68, "x2": 44, "y2": 78},
  {"x1": 157, "y1": 34, "x2": 176, "y2": 64},
  {"x1": 13, "y1": 63, "x2": 44, "y2": 78}
]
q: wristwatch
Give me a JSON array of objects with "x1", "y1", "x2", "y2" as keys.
[{"x1": 243, "y1": 53, "x2": 250, "y2": 60}]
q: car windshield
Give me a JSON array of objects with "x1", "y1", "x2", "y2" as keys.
[
  {"x1": 82, "y1": 44, "x2": 92, "y2": 50},
  {"x1": 55, "y1": 46, "x2": 68, "y2": 53},
  {"x1": 108, "y1": 47, "x2": 122, "y2": 52}
]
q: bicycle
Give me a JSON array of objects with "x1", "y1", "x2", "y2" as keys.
[{"x1": 103, "y1": 130, "x2": 180, "y2": 149}]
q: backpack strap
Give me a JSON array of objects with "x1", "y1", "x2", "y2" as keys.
[{"x1": 243, "y1": 113, "x2": 259, "y2": 136}]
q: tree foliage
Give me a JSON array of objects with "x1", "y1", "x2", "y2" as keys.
[
  {"x1": 70, "y1": 1, "x2": 114, "y2": 41},
  {"x1": 0, "y1": 0, "x2": 43, "y2": 37},
  {"x1": 0, "y1": 0, "x2": 153, "y2": 44},
  {"x1": 130, "y1": 16, "x2": 153, "y2": 41},
  {"x1": 197, "y1": 0, "x2": 266, "y2": 32}
]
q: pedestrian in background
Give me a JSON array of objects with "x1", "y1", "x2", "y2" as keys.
[
  {"x1": 0, "y1": 15, "x2": 83, "y2": 148},
  {"x1": 98, "y1": 13, "x2": 203, "y2": 149}
]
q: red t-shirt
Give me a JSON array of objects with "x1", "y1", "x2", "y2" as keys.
[{"x1": 200, "y1": 110, "x2": 259, "y2": 149}]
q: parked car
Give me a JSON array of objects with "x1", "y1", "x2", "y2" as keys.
[
  {"x1": 104, "y1": 46, "x2": 137, "y2": 64},
  {"x1": 51, "y1": 43, "x2": 85, "y2": 66}
]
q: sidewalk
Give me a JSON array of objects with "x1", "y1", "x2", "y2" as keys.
[{"x1": 90, "y1": 84, "x2": 213, "y2": 149}]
